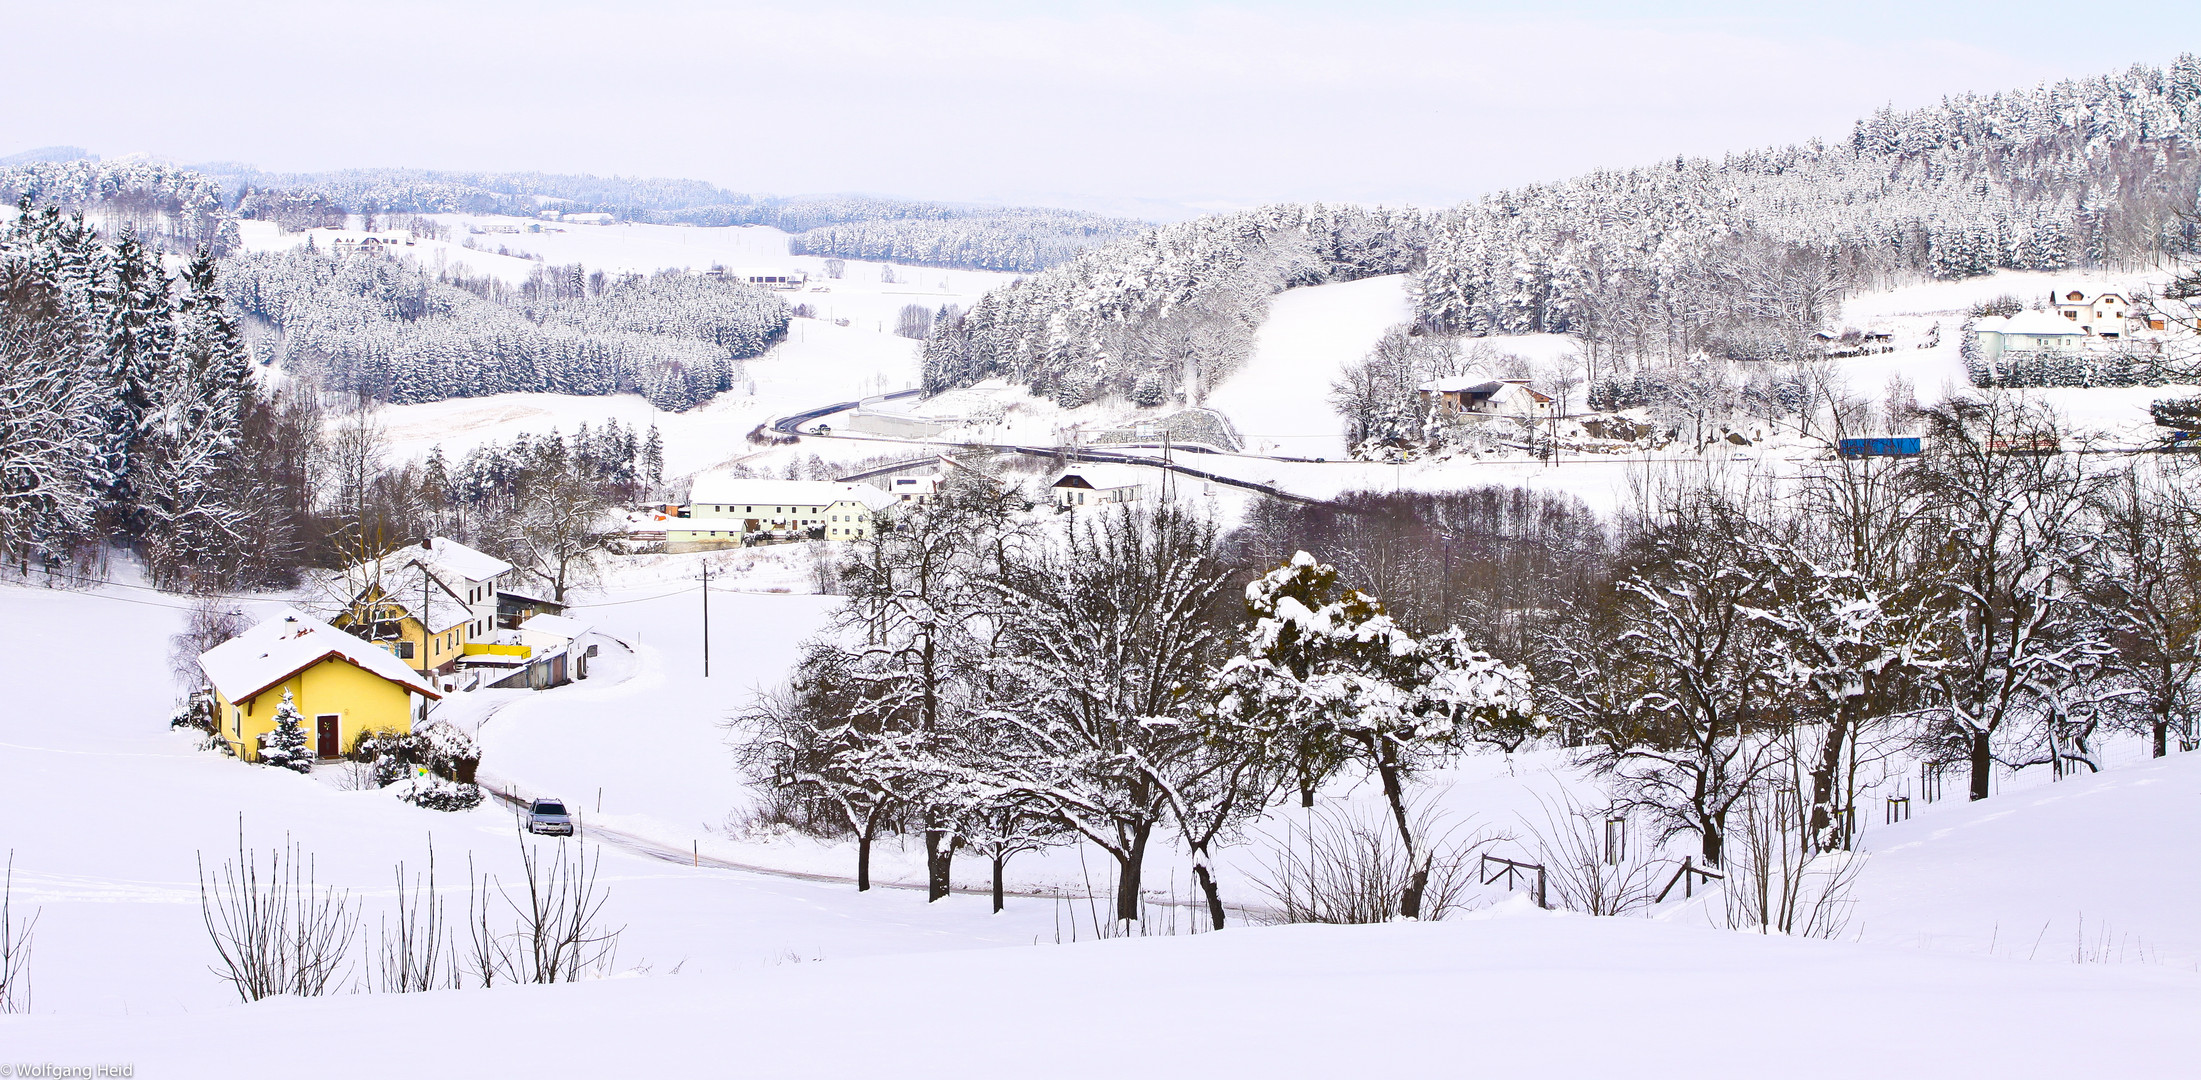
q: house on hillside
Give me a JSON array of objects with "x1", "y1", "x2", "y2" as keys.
[
  {"x1": 2046, "y1": 288, "x2": 2136, "y2": 336},
  {"x1": 888, "y1": 474, "x2": 943, "y2": 504},
  {"x1": 313, "y1": 229, "x2": 417, "y2": 257},
  {"x1": 199, "y1": 610, "x2": 441, "y2": 762},
  {"x1": 330, "y1": 537, "x2": 525, "y2": 680},
  {"x1": 1417, "y1": 377, "x2": 1554, "y2": 419},
  {"x1": 717, "y1": 267, "x2": 808, "y2": 290},
  {"x1": 332, "y1": 562, "x2": 473, "y2": 681},
  {"x1": 675, "y1": 477, "x2": 896, "y2": 546},
  {"x1": 1051, "y1": 464, "x2": 1150, "y2": 508}
]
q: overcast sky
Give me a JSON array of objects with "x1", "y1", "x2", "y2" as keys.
[{"x1": 6, "y1": 1, "x2": 2197, "y2": 219}]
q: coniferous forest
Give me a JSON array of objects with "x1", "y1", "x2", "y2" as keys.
[{"x1": 926, "y1": 57, "x2": 2201, "y2": 406}]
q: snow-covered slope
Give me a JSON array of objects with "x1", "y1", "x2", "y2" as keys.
[
  {"x1": 1851, "y1": 753, "x2": 2201, "y2": 966},
  {"x1": 1206, "y1": 275, "x2": 1413, "y2": 459}
]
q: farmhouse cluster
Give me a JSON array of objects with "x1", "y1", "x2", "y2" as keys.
[
  {"x1": 196, "y1": 536, "x2": 602, "y2": 763},
  {"x1": 1965, "y1": 287, "x2": 2201, "y2": 386},
  {"x1": 197, "y1": 457, "x2": 1175, "y2": 765}
]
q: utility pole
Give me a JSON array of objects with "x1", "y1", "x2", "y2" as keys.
[
  {"x1": 701, "y1": 562, "x2": 711, "y2": 678},
  {"x1": 1162, "y1": 431, "x2": 1176, "y2": 502}
]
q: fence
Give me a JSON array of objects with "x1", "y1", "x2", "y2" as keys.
[{"x1": 1480, "y1": 854, "x2": 1548, "y2": 909}]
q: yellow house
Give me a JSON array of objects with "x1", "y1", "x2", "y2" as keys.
[
  {"x1": 329, "y1": 562, "x2": 472, "y2": 680},
  {"x1": 199, "y1": 609, "x2": 443, "y2": 763}
]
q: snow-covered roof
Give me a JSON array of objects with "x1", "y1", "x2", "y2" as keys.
[
  {"x1": 518, "y1": 614, "x2": 592, "y2": 641},
  {"x1": 688, "y1": 476, "x2": 896, "y2": 511},
  {"x1": 415, "y1": 536, "x2": 513, "y2": 583},
  {"x1": 1052, "y1": 464, "x2": 1152, "y2": 491},
  {"x1": 1419, "y1": 376, "x2": 1497, "y2": 393},
  {"x1": 200, "y1": 608, "x2": 441, "y2": 704},
  {"x1": 1999, "y1": 310, "x2": 2087, "y2": 336},
  {"x1": 369, "y1": 563, "x2": 471, "y2": 633},
  {"x1": 1418, "y1": 376, "x2": 1541, "y2": 397}
]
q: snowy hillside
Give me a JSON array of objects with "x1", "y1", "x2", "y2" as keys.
[{"x1": 1206, "y1": 274, "x2": 1413, "y2": 459}]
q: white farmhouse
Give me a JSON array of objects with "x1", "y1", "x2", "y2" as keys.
[
  {"x1": 311, "y1": 229, "x2": 417, "y2": 258},
  {"x1": 719, "y1": 267, "x2": 809, "y2": 290},
  {"x1": 888, "y1": 474, "x2": 943, "y2": 503},
  {"x1": 1050, "y1": 464, "x2": 1151, "y2": 508},
  {"x1": 676, "y1": 477, "x2": 895, "y2": 543},
  {"x1": 1968, "y1": 310, "x2": 2089, "y2": 367}
]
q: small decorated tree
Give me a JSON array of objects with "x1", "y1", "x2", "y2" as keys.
[{"x1": 259, "y1": 690, "x2": 313, "y2": 773}]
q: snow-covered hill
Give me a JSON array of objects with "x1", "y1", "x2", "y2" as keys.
[{"x1": 1206, "y1": 274, "x2": 1414, "y2": 459}]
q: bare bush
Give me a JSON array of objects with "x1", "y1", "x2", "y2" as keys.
[
  {"x1": 197, "y1": 827, "x2": 360, "y2": 1001},
  {"x1": 1, "y1": 851, "x2": 38, "y2": 1013},
  {"x1": 466, "y1": 838, "x2": 622, "y2": 985},
  {"x1": 1522, "y1": 791, "x2": 1660, "y2": 916},
  {"x1": 377, "y1": 843, "x2": 456, "y2": 993},
  {"x1": 1719, "y1": 786, "x2": 1865, "y2": 939},
  {"x1": 1250, "y1": 801, "x2": 1492, "y2": 924}
]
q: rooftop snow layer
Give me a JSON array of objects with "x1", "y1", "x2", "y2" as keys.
[
  {"x1": 688, "y1": 476, "x2": 895, "y2": 510},
  {"x1": 1052, "y1": 463, "x2": 1153, "y2": 490},
  {"x1": 199, "y1": 608, "x2": 441, "y2": 703},
  {"x1": 517, "y1": 613, "x2": 592, "y2": 640}
]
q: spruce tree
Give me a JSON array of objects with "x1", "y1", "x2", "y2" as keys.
[{"x1": 260, "y1": 690, "x2": 314, "y2": 772}]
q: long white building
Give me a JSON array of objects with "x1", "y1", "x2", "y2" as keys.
[{"x1": 674, "y1": 477, "x2": 895, "y2": 543}]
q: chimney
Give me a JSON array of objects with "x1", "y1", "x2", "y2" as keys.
[{"x1": 421, "y1": 537, "x2": 433, "y2": 550}]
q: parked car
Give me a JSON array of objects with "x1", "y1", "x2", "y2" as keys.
[{"x1": 526, "y1": 798, "x2": 574, "y2": 836}]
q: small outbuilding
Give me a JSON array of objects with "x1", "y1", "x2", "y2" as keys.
[{"x1": 1050, "y1": 464, "x2": 1150, "y2": 508}]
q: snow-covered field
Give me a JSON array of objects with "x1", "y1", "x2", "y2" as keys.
[
  {"x1": 3, "y1": 544, "x2": 2197, "y2": 1075},
  {"x1": 16, "y1": 902, "x2": 2198, "y2": 1079}
]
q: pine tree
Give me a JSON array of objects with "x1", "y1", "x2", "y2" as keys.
[
  {"x1": 139, "y1": 251, "x2": 252, "y2": 587},
  {"x1": 0, "y1": 233, "x2": 108, "y2": 567},
  {"x1": 640, "y1": 426, "x2": 664, "y2": 492},
  {"x1": 260, "y1": 690, "x2": 313, "y2": 772},
  {"x1": 101, "y1": 228, "x2": 173, "y2": 526}
]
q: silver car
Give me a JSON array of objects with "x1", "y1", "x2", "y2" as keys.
[{"x1": 526, "y1": 798, "x2": 574, "y2": 836}]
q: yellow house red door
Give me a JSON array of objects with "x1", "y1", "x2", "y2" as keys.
[{"x1": 316, "y1": 715, "x2": 341, "y2": 759}]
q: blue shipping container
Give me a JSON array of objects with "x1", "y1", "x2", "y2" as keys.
[{"x1": 1837, "y1": 437, "x2": 1922, "y2": 458}]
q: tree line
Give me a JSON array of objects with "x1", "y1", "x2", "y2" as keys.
[
  {"x1": 924, "y1": 55, "x2": 2201, "y2": 416},
  {"x1": 221, "y1": 248, "x2": 787, "y2": 411},
  {"x1": 922, "y1": 203, "x2": 1428, "y2": 407},
  {"x1": 746, "y1": 397, "x2": 2199, "y2": 925},
  {"x1": 0, "y1": 204, "x2": 304, "y2": 589}
]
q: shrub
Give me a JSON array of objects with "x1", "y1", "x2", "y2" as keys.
[
  {"x1": 169, "y1": 694, "x2": 213, "y2": 733},
  {"x1": 352, "y1": 723, "x2": 480, "y2": 786},
  {"x1": 394, "y1": 777, "x2": 485, "y2": 812},
  {"x1": 1248, "y1": 801, "x2": 1491, "y2": 924}
]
